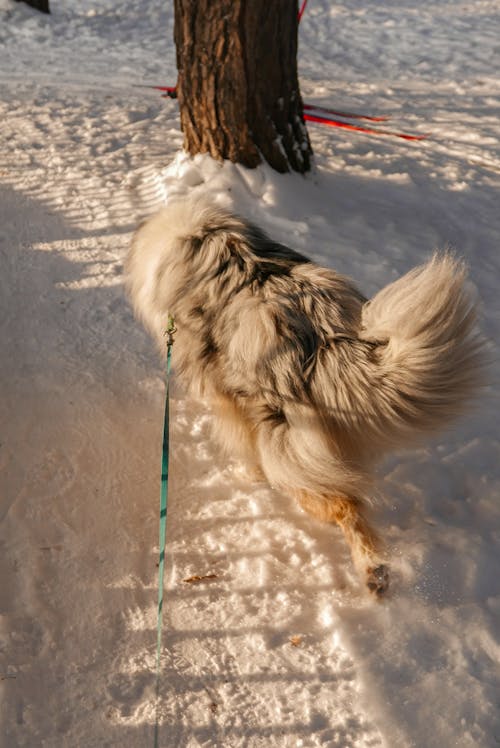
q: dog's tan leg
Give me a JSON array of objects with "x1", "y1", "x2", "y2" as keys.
[{"x1": 297, "y1": 491, "x2": 389, "y2": 596}]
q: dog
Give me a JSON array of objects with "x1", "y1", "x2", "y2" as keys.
[{"x1": 126, "y1": 197, "x2": 484, "y2": 595}]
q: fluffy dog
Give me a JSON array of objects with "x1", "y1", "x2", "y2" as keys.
[{"x1": 127, "y1": 197, "x2": 483, "y2": 595}]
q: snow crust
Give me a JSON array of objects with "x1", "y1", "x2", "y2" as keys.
[{"x1": 0, "y1": 1, "x2": 499, "y2": 747}]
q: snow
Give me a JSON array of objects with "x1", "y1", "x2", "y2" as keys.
[{"x1": 0, "y1": 1, "x2": 499, "y2": 747}]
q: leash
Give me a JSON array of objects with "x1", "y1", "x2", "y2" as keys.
[{"x1": 154, "y1": 315, "x2": 176, "y2": 748}]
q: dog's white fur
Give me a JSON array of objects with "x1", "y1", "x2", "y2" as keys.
[{"x1": 127, "y1": 197, "x2": 484, "y2": 594}]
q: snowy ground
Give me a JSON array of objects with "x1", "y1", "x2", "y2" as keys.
[{"x1": 0, "y1": 1, "x2": 499, "y2": 747}]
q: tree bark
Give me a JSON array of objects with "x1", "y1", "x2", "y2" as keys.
[
  {"x1": 174, "y1": 0, "x2": 312, "y2": 174},
  {"x1": 15, "y1": 0, "x2": 50, "y2": 13}
]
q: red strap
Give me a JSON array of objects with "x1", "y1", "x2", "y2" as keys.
[
  {"x1": 303, "y1": 103, "x2": 388, "y2": 123},
  {"x1": 304, "y1": 112, "x2": 427, "y2": 141}
]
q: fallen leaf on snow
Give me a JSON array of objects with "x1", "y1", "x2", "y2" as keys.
[{"x1": 183, "y1": 573, "x2": 219, "y2": 584}]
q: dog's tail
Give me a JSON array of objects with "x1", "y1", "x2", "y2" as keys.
[{"x1": 353, "y1": 253, "x2": 484, "y2": 449}]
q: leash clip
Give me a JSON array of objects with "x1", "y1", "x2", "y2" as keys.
[{"x1": 165, "y1": 316, "x2": 177, "y2": 347}]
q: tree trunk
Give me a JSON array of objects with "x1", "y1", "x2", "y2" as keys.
[
  {"x1": 173, "y1": 0, "x2": 312, "y2": 174},
  {"x1": 15, "y1": 0, "x2": 50, "y2": 13}
]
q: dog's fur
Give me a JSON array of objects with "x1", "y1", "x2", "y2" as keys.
[{"x1": 127, "y1": 197, "x2": 484, "y2": 594}]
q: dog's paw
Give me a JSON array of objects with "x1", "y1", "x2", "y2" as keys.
[{"x1": 366, "y1": 564, "x2": 390, "y2": 597}]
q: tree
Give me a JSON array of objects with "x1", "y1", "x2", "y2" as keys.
[
  {"x1": 15, "y1": 0, "x2": 50, "y2": 12},
  {"x1": 173, "y1": 0, "x2": 312, "y2": 174}
]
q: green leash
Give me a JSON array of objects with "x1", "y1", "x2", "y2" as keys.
[{"x1": 154, "y1": 315, "x2": 176, "y2": 748}]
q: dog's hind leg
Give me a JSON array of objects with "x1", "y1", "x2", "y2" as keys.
[
  {"x1": 297, "y1": 492, "x2": 389, "y2": 596},
  {"x1": 255, "y1": 410, "x2": 388, "y2": 595}
]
